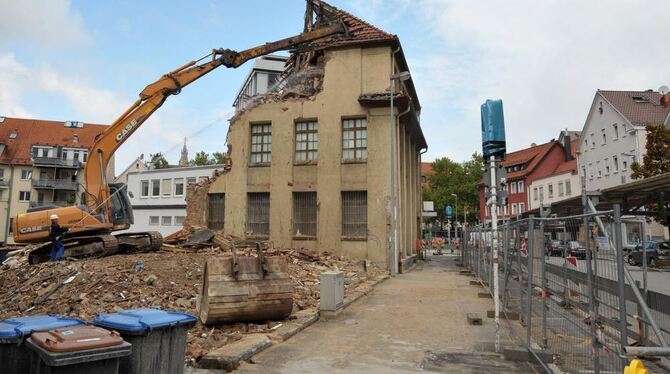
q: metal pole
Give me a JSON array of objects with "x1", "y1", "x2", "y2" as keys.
[
  {"x1": 540, "y1": 219, "x2": 548, "y2": 348},
  {"x1": 488, "y1": 156, "x2": 501, "y2": 353},
  {"x1": 516, "y1": 222, "x2": 523, "y2": 320},
  {"x1": 582, "y1": 183, "x2": 599, "y2": 373},
  {"x1": 389, "y1": 76, "x2": 398, "y2": 275},
  {"x1": 503, "y1": 222, "x2": 511, "y2": 311},
  {"x1": 614, "y1": 204, "x2": 628, "y2": 368},
  {"x1": 640, "y1": 218, "x2": 648, "y2": 345},
  {"x1": 526, "y1": 215, "x2": 535, "y2": 348}
]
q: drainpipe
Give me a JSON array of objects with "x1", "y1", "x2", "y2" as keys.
[
  {"x1": 389, "y1": 46, "x2": 401, "y2": 274},
  {"x1": 4, "y1": 164, "x2": 15, "y2": 243}
]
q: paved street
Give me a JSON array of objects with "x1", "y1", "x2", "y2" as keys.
[{"x1": 236, "y1": 254, "x2": 540, "y2": 373}]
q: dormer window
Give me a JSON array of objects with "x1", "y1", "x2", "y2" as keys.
[
  {"x1": 632, "y1": 95, "x2": 650, "y2": 103},
  {"x1": 73, "y1": 134, "x2": 79, "y2": 143},
  {"x1": 9, "y1": 131, "x2": 17, "y2": 139}
]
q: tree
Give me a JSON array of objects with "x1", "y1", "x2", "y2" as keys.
[
  {"x1": 212, "y1": 151, "x2": 228, "y2": 165},
  {"x1": 149, "y1": 152, "x2": 169, "y2": 169},
  {"x1": 422, "y1": 153, "x2": 484, "y2": 229},
  {"x1": 631, "y1": 124, "x2": 670, "y2": 179},
  {"x1": 190, "y1": 151, "x2": 214, "y2": 166},
  {"x1": 630, "y1": 124, "x2": 670, "y2": 225}
]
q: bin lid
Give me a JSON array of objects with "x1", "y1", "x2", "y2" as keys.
[
  {"x1": 30, "y1": 325, "x2": 124, "y2": 353},
  {"x1": 0, "y1": 315, "x2": 84, "y2": 342},
  {"x1": 93, "y1": 308, "x2": 197, "y2": 334}
]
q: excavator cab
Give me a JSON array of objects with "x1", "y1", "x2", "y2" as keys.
[{"x1": 109, "y1": 183, "x2": 133, "y2": 228}]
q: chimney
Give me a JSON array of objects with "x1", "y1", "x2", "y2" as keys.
[
  {"x1": 563, "y1": 134, "x2": 572, "y2": 161},
  {"x1": 661, "y1": 94, "x2": 670, "y2": 108}
]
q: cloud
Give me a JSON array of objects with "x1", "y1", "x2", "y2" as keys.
[
  {"x1": 0, "y1": 54, "x2": 35, "y2": 117},
  {"x1": 0, "y1": 0, "x2": 91, "y2": 47},
  {"x1": 406, "y1": 0, "x2": 670, "y2": 161}
]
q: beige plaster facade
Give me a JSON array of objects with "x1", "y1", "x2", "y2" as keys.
[{"x1": 189, "y1": 45, "x2": 426, "y2": 270}]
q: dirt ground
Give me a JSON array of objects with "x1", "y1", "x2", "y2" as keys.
[{"x1": 0, "y1": 247, "x2": 386, "y2": 364}]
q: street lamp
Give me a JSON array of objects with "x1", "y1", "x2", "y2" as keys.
[
  {"x1": 390, "y1": 71, "x2": 411, "y2": 275},
  {"x1": 451, "y1": 193, "x2": 458, "y2": 241}
]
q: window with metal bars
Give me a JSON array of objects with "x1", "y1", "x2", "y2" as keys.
[
  {"x1": 247, "y1": 192, "x2": 270, "y2": 236},
  {"x1": 207, "y1": 193, "x2": 225, "y2": 230},
  {"x1": 250, "y1": 123, "x2": 272, "y2": 164},
  {"x1": 293, "y1": 192, "x2": 317, "y2": 237},
  {"x1": 342, "y1": 118, "x2": 367, "y2": 161},
  {"x1": 341, "y1": 191, "x2": 367, "y2": 238},
  {"x1": 295, "y1": 121, "x2": 318, "y2": 162}
]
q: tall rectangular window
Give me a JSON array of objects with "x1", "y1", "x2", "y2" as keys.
[
  {"x1": 295, "y1": 121, "x2": 318, "y2": 162},
  {"x1": 247, "y1": 192, "x2": 270, "y2": 236},
  {"x1": 511, "y1": 182, "x2": 517, "y2": 194},
  {"x1": 539, "y1": 186, "x2": 544, "y2": 201},
  {"x1": 140, "y1": 180, "x2": 149, "y2": 197},
  {"x1": 250, "y1": 123, "x2": 272, "y2": 164},
  {"x1": 341, "y1": 191, "x2": 367, "y2": 238},
  {"x1": 21, "y1": 170, "x2": 32, "y2": 180},
  {"x1": 548, "y1": 184, "x2": 553, "y2": 198},
  {"x1": 511, "y1": 203, "x2": 517, "y2": 215},
  {"x1": 342, "y1": 118, "x2": 367, "y2": 161},
  {"x1": 533, "y1": 187, "x2": 538, "y2": 201},
  {"x1": 207, "y1": 193, "x2": 225, "y2": 230},
  {"x1": 174, "y1": 178, "x2": 185, "y2": 196},
  {"x1": 558, "y1": 181, "x2": 564, "y2": 196},
  {"x1": 519, "y1": 203, "x2": 525, "y2": 213},
  {"x1": 517, "y1": 181, "x2": 524, "y2": 193},
  {"x1": 293, "y1": 192, "x2": 317, "y2": 237},
  {"x1": 613, "y1": 155, "x2": 619, "y2": 171},
  {"x1": 565, "y1": 180, "x2": 572, "y2": 196},
  {"x1": 19, "y1": 191, "x2": 31, "y2": 201},
  {"x1": 151, "y1": 179, "x2": 160, "y2": 196},
  {"x1": 161, "y1": 179, "x2": 172, "y2": 196},
  {"x1": 613, "y1": 124, "x2": 619, "y2": 139}
]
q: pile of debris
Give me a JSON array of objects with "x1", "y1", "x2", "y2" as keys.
[{"x1": 0, "y1": 235, "x2": 386, "y2": 363}]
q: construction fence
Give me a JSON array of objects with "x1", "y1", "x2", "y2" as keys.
[{"x1": 462, "y1": 205, "x2": 670, "y2": 373}]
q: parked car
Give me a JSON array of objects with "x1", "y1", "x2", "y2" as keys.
[
  {"x1": 547, "y1": 240, "x2": 567, "y2": 257},
  {"x1": 568, "y1": 241, "x2": 588, "y2": 260},
  {"x1": 629, "y1": 241, "x2": 670, "y2": 267}
]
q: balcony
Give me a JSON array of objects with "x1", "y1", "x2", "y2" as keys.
[
  {"x1": 29, "y1": 200, "x2": 70, "y2": 209},
  {"x1": 0, "y1": 179, "x2": 8, "y2": 188},
  {"x1": 33, "y1": 156, "x2": 81, "y2": 169},
  {"x1": 32, "y1": 179, "x2": 78, "y2": 190}
]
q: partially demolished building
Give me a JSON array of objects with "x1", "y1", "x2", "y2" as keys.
[{"x1": 186, "y1": 0, "x2": 427, "y2": 270}]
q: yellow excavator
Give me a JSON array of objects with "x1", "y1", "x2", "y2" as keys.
[{"x1": 13, "y1": 20, "x2": 347, "y2": 264}]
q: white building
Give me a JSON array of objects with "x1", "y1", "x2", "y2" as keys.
[
  {"x1": 577, "y1": 90, "x2": 670, "y2": 241},
  {"x1": 529, "y1": 131, "x2": 581, "y2": 211},
  {"x1": 577, "y1": 90, "x2": 670, "y2": 191},
  {"x1": 232, "y1": 55, "x2": 287, "y2": 112},
  {"x1": 124, "y1": 165, "x2": 223, "y2": 236}
]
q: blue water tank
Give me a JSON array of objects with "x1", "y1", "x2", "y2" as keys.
[{"x1": 481, "y1": 99, "x2": 507, "y2": 159}]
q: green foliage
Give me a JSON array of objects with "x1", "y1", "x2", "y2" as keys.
[
  {"x1": 631, "y1": 124, "x2": 670, "y2": 179},
  {"x1": 149, "y1": 152, "x2": 169, "y2": 169},
  {"x1": 211, "y1": 151, "x2": 228, "y2": 165},
  {"x1": 189, "y1": 151, "x2": 212, "y2": 166},
  {"x1": 630, "y1": 124, "x2": 670, "y2": 225},
  {"x1": 422, "y1": 153, "x2": 484, "y2": 225}
]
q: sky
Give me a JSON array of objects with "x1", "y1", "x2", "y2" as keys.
[{"x1": 1, "y1": 0, "x2": 669, "y2": 174}]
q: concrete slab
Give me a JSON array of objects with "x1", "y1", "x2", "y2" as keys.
[{"x1": 200, "y1": 334, "x2": 271, "y2": 371}]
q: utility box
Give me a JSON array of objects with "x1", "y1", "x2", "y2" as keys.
[{"x1": 320, "y1": 271, "x2": 344, "y2": 312}]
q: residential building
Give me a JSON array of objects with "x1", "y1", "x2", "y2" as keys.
[
  {"x1": 577, "y1": 90, "x2": 670, "y2": 191},
  {"x1": 577, "y1": 89, "x2": 670, "y2": 240},
  {"x1": 420, "y1": 162, "x2": 434, "y2": 188},
  {"x1": 123, "y1": 164, "x2": 223, "y2": 236},
  {"x1": 528, "y1": 131, "x2": 581, "y2": 211},
  {"x1": 113, "y1": 156, "x2": 150, "y2": 185},
  {"x1": 233, "y1": 55, "x2": 288, "y2": 113},
  {"x1": 479, "y1": 138, "x2": 570, "y2": 223},
  {"x1": 0, "y1": 116, "x2": 112, "y2": 244},
  {"x1": 185, "y1": 1, "x2": 426, "y2": 271}
]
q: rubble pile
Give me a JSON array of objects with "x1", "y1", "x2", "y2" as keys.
[{"x1": 0, "y1": 238, "x2": 385, "y2": 363}]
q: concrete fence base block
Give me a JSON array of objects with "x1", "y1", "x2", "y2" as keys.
[
  {"x1": 477, "y1": 292, "x2": 493, "y2": 299},
  {"x1": 320, "y1": 308, "x2": 344, "y2": 320},
  {"x1": 503, "y1": 347, "x2": 554, "y2": 364},
  {"x1": 486, "y1": 310, "x2": 520, "y2": 320},
  {"x1": 201, "y1": 334, "x2": 272, "y2": 372},
  {"x1": 469, "y1": 280, "x2": 483, "y2": 286},
  {"x1": 466, "y1": 313, "x2": 483, "y2": 326}
]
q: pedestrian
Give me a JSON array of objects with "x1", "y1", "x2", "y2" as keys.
[{"x1": 49, "y1": 214, "x2": 68, "y2": 261}]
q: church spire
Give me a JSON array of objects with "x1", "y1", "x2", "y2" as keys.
[{"x1": 179, "y1": 137, "x2": 189, "y2": 166}]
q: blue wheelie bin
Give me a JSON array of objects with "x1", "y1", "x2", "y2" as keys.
[
  {"x1": 0, "y1": 315, "x2": 85, "y2": 374},
  {"x1": 93, "y1": 308, "x2": 197, "y2": 374}
]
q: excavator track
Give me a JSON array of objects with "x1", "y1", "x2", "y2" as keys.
[
  {"x1": 27, "y1": 231, "x2": 163, "y2": 264},
  {"x1": 29, "y1": 234, "x2": 119, "y2": 265}
]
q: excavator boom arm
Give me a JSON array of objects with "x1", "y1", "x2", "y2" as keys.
[{"x1": 83, "y1": 21, "x2": 345, "y2": 215}]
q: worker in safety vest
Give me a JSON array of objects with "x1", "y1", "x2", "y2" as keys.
[{"x1": 49, "y1": 214, "x2": 68, "y2": 261}]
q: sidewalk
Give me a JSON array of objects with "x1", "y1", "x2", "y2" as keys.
[{"x1": 236, "y1": 253, "x2": 540, "y2": 373}]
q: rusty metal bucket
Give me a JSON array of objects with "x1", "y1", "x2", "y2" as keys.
[{"x1": 198, "y1": 244, "x2": 294, "y2": 324}]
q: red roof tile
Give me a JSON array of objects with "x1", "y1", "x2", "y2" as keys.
[
  {"x1": 421, "y1": 162, "x2": 434, "y2": 176},
  {"x1": 501, "y1": 141, "x2": 555, "y2": 180},
  {"x1": 599, "y1": 90, "x2": 670, "y2": 126},
  {"x1": 309, "y1": 1, "x2": 397, "y2": 49},
  {"x1": 552, "y1": 139, "x2": 579, "y2": 175},
  {"x1": 0, "y1": 116, "x2": 107, "y2": 165}
]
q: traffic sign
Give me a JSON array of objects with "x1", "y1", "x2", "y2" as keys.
[{"x1": 446, "y1": 205, "x2": 453, "y2": 218}]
